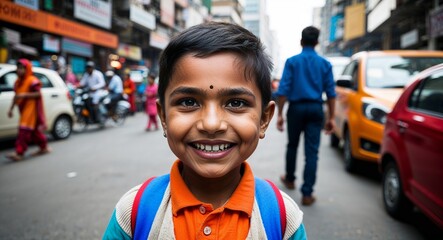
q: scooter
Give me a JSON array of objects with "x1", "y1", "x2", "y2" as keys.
[{"x1": 72, "y1": 87, "x2": 130, "y2": 131}]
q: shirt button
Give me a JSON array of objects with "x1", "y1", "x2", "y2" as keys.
[
  {"x1": 203, "y1": 226, "x2": 212, "y2": 236},
  {"x1": 199, "y1": 206, "x2": 206, "y2": 214}
]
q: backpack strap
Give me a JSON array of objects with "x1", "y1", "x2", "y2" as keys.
[
  {"x1": 131, "y1": 174, "x2": 170, "y2": 240},
  {"x1": 131, "y1": 175, "x2": 286, "y2": 239},
  {"x1": 255, "y1": 177, "x2": 287, "y2": 239}
]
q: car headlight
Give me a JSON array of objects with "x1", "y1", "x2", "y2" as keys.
[{"x1": 362, "y1": 100, "x2": 389, "y2": 124}]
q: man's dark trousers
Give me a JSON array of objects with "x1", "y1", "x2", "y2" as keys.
[{"x1": 285, "y1": 101, "x2": 324, "y2": 197}]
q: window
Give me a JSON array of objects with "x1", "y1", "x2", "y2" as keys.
[
  {"x1": 342, "y1": 60, "x2": 358, "y2": 90},
  {"x1": 35, "y1": 73, "x2": 53, "y2": 88},
  {"x1": 409, "y1": 69, "x2": 443, "y2": 116},
  {"x1": 0, "y1": 72, "x2": 17, "y2": 92},
  {"x1": 0, "y1": 71, "x2": 53, "y2": 92},
  {"x1": 366, "y1": 56, "x2": 443, "y2": 88}
]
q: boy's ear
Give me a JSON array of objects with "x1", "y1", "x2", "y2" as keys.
[
  {"x1": 259, "y1": 101, "x2": 275, "y2": 139},
  {"x1": 157, "y1": 100, "x2": 167, "y2": 130}
]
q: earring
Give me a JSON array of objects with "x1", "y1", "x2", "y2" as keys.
[
  {"x1": 260, "y1": 131, "x2": 266, "y2": 139},
  {"x1": 163, "y1": 132, "x2": 167, "y2": 138}
]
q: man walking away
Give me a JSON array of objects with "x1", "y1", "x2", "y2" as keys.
[{"x1": 275, "y1": 26, "x2": 336, "y2": 206}]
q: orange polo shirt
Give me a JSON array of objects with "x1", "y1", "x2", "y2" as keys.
[{"x1": 170, "y1": 160, "x2": 254, "y2": 239}]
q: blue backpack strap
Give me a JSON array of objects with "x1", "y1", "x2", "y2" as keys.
[
  {"x1": 132, "y1": 174, "x2": 170, "y2": 240},
  {"x1": 255, "y1": 177, "x2": 286, "y2": 239}
]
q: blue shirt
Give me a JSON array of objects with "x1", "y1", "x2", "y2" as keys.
[
  {"x1": 276, "y1": 47, "x2": 336, "y2": 102},
  {"x1": 108, "y1": 75, "x2": 123, "y2": 94}
]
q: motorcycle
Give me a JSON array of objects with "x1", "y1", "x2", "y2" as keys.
[{"x1": 72, "y1": 87, "x2": 130, "y2": 131}]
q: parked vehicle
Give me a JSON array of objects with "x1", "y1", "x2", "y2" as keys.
[
  {"x1": 331, "y1": 50, "x2": 443, "y2": 172},
  {"x1": 379, "y1": 63, "x2": 443, "y2": 229},
  {"x1": 0, "y1": 64, "x2": 74, "y2": 140},
  {"x1": 72, "y1": 87, "x2": 129, "y2": 131}
]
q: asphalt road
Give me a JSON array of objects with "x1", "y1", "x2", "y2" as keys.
[{"x1": 0, "y1": 113, "x2": 441, "y2": 239}]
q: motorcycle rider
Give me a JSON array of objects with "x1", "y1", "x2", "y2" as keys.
[
  {"x1": 79, "y1": 61, "x2": 106, "y2": 124},
  {"x1": 105, "y1": 69, "x2": 123, "y2": 114}
]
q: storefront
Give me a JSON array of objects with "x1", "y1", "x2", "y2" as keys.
[{"x1": 0, "y1": 1, "x2": 118, "y2": 74}]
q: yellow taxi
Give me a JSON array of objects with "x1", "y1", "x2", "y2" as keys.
[{"x1": 330, "y1": 50, "x2": 443, "y2": 172}]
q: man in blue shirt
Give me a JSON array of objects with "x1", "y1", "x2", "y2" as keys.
[
  {"x1": 105, "y1": 70, "x2": 123, "y2": 114},
  {"x1": 275, "y1": 26, "x2": 336, "y2": 206}
]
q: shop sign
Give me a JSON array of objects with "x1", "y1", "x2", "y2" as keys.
[
  {"x1": 130, "y1": 4, "x2": 156, "y2": 30},
  {"x1": 14, "y1": 0, "x2": 38, "y2": 10},
  {"x1": 430, "y1": 7, "x2": 443, "y2": 38},
  {"x1": 161, "y1": 0, "x2": 174, "y2": 27},
  {"x1": 62, "y1": 37, "x2": 92, "y2": 57},
  {"x1": 74, "y1": 0, "x2": 111, "y2": 29},
  {"x1": 150, "y1": 31, "x2": 170, "y2": 50},
  {"x1": 0, "y1": 1, "x2": 118, "y2": 48},
  {"x1": 3, "y1": 28, "x2": 20, "y2": 43},
  {"x1": 43, "y1": 34, "x2": 60, "y2": 52},
  {"x1": 367, "y1": 0, "x2": 395, "y2": 32},
  {"x1": 344, "y1": 3, "x2": 365, "y2": 41},
  {"x1": 400, "y1": 29, "x2": 418, "y2": 48},
  {"x1": 117, "y1": 43, "x2": 142, "y2": 61}
]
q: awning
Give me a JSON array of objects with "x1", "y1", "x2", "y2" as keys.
[{"x1": 11, "y1": 43, "x2": 38, "y2": 56}]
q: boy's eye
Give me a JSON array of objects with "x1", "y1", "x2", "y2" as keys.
[
  {"x1": 226, "y1": 99, "x2": 247, "y2": 109},
  {"x1": 179, "y1": 98, "x2": 199, "y2": 108}
]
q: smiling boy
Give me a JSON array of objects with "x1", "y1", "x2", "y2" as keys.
[{"x1": 103, "y1": 22, "x2": 306, "y2": 240}]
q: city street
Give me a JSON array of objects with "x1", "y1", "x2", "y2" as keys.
[{"x1": 0, "y1": 113, "x2": 442, "y2": 239}]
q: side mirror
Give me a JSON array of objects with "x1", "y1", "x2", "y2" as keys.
[{"x1": 336, "y1": 75, "x2": 353, "y2": 88}]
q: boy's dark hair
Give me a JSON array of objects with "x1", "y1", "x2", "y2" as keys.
[
  {"x1": 158, "y1": 22, "x2": 273, "y2": 110},
  {"x1": 301, "y1": 26, "x2": 319, "y2": 47}
]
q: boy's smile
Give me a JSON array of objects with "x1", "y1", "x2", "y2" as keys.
[{"x1": 158, "y1": 52, "x2": 274, "y2": 179}]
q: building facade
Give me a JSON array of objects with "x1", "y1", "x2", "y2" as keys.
[
  {"x1": 0, "y1": 0, "x2": 209, "y2": 78},
  {"x1": 321, "y1": 0, "x2": 443, "y2": 56}
]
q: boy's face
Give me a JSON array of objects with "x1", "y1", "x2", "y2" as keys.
[{"x1": 158, "y1": 53, "x2": 274, "y2": 179}]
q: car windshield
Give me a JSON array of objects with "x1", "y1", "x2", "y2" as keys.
[{"x1": 366, "y1": 56, "x2": 443, "y2": 88}]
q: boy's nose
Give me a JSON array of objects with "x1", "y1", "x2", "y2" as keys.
[{"x1": 196, "y1": 104, "x2": 227, "y2": 134}]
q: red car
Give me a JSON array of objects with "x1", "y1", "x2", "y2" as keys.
[{"x1": 379, "y1": 63, "x2": 443, "y2": 229}]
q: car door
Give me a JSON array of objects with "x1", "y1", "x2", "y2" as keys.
[
  {"x1": 335, "y1": 60, "x2": 359, "y2": 139},
  {"x1": 0, "y1": 70, "x2": 20, "y2": 138},
  {"x1": 402, "y1": 69, "x2": 443, "y2": 218},
  {"x1": 33, "y1": 70, "x2": 60, "y2": 128}
]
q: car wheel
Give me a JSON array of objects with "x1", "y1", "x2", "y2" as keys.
[
  {"x1": 382, "y1": 161, "x2": 412, "y2": 219},
  {"x1": 330, "y1": 132, "x2": 339, "y2": 148},
  {"x1": 343, "y1": 129, "x2": 357, "y2": 172},
  {"x1": 52, "y1": 115, "x2": 72, "y2": 140}
]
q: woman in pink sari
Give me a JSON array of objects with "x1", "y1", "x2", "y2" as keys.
[
  {"x1": 6, "y1": 59, "x2": 51, "y2": 161},
  {"x1": 144, "y1": 74, "x2": 158, "y2": 131}
]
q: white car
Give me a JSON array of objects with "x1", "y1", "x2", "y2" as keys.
[{"x1": 0, "y1": 64, "x2": 75, "y2": 140}]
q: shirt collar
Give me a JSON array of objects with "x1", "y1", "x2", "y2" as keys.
[
  {"x1": 302, "y1": 46, "x2": 316, "y2": 53},
  {"x1": 170, "y1": 160, "x2": 255, "y2": 217}
]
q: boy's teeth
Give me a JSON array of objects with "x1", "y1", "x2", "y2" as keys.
[{"x1": 196, "y1": 143, "x2": 229, "y2": 152}]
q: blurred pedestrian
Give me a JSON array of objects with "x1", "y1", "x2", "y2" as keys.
[
  {"x1": 65, "y1": 65, "x2": 78, "y2": 97},
  {"x1": 105, "y1": 69, "x2": 123, "y2": 114},
  {"x1": 79, "y1": 61, "x2": 106, "y2": 124},
  {"x1": 144, "y1": 73, "x2": 158, "y2": 131},
  {"x1": 6, "y1": 58, "x2": 51, "y2": 161},
  {"x1": 123, "y1": 71, "x2": 136, "y2": 115},
  {"x1": 275, "y1": 26, "x2": 336, "y2": 206},
  {"x1": 65, "y1": 65, "x2": 78, "y2": 87}
]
